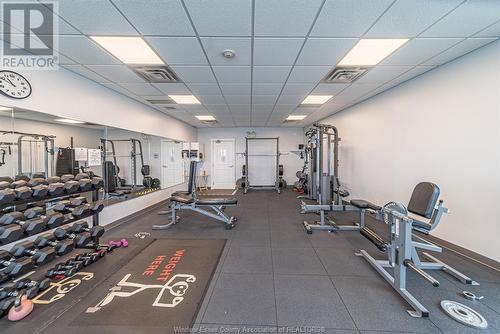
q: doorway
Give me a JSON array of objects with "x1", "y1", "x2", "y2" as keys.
[
  {"x1": 161, "y1": 140, "x2": 183, "y2": 188},
  {"x1": 211, "y1": 139, "x2": 235, "y2": 189}
]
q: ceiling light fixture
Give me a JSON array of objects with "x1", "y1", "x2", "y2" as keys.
[
  {"x1": 286, "y1": 115, "x2": 307, "y2": 121},
  {"x1": 338, "y1": 38, "x2": 408, "y2": 66},
  {"x1": 301, "y1": 95, "x2": 332, "y2": 105},
  {"x1": 90, "y1": 36, "x2": 163, "y2": 65},
  {"x1": 169, "y1": 95, "x2": 201, "y2": 104},
  {"x1": 195, "y1": 115, "x2": 216, "y2": 121},
  {"x1": 0, "y1": 106, "x2": 12, "y2": 111},
  {"x1": 55, "y1": 118, "x2": 86, "y2": 124}
]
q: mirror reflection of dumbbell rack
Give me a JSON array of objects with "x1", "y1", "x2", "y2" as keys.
[{"x1": 0, "y1": 174, "x2": 110, "y2": 321}]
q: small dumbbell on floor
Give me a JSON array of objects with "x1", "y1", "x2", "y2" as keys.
[
  {"x1": 45, "y1": 267, "x2": 76, "y2": 278},
  {"x1": 14, "y1": 278, "x2": 52, "y2": 292}
]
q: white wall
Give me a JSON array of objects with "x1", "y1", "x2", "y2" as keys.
[
  {"x1": 197, "y1": 127, "x2": 305, "y2": 187},
  {"x1": 0, "y1": 67, "x2": 196, "y2": 143},
  {"x1": 320, "y1": 40, "x2": 500, "y2": 261}
]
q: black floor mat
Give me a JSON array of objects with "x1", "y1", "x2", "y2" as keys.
[{"x1": 68, "y1": 239, "x2": 225, "y2": 331}]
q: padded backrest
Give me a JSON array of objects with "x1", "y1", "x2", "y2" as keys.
[
  {"x1": 407, "y1": 182, "x2": 440, "y2": 219},
  {"x1": 187, "y1": 160, "x2": 197, "y2": 195}
]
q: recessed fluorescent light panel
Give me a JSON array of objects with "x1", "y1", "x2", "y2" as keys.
[
  {"x1": 338, "y1": 39, "x2": 408, "y2": 66},
  {"x1": 168, "y1": 95, "x2": 201, "y2": 104},
  {"x1": 301, "y1": 95, "x2": 332, "y2": 105},
  {"x1": 91, "y1": 36, "x2": 163, "y2": 65},
  {"x1": 286, "y1": 115, "x2": 306, "y2": 121},
  {"x1": 0, "y1": 106, "x2": 12, "y2": 111},
  {"x1": 55, "y1": 118, "x2": 85, "y2": 124},
  {"x1": 195, "y1": 115, "x2": 216, "y2": 121}
]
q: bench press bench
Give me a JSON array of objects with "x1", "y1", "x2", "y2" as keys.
[{"x1": 152, "y1": 161, "x2": 238, "y2": 230}]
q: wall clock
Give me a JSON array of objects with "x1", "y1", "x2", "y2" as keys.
[{"x1": 0, "y1": 70, "x2": 32, "y2": 99}]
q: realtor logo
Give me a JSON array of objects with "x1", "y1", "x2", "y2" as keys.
[{"x1": 1, "y1": 1, "x2": 59, "y2": 69}]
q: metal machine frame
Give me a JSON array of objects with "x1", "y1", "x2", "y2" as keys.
[
  {"x1": 1, "y1": 130, "x2": 55, "y2": 178},
  {"x1": 355, "y1": 188, "x2": 478, "y2": 318},
  {"x1": 243, "y1": 137, "x2": 281, "y2": 194},
  {"x1": 300, "y1": 123, "x2": 356, "y2": 233}
]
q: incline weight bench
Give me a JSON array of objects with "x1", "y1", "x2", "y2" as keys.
[
  {"x1": 152, "y1": 161, "x2": 238, "y2": 230},
  {"x1": 353, "y1": 182, "x2": 477, "y2": 317}
]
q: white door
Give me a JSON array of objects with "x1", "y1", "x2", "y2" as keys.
[
  {"x1": 161, "y1": 141, "x2": 183, "y2": 188},
  {"x1": 211, "y1": 139, "x2": 235, "y2": 189}
]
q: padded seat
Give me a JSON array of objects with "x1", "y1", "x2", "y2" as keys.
[
  {"x1": 170, "y1": 194, "x2": 195, "y2": 204},
  {"x1": 196, "y1": 197, "x2": 238, "y2": 206},
  {"x1": 350, "y1": 199, "x2": 381, "y2": 211}
]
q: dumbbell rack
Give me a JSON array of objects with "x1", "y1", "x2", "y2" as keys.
[{"x1": 0, "y1": 187, "x2": 102, "y2": 250}]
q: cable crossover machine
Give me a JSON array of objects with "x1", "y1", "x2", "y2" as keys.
[{"x1": 243, "y1": 137, "x2": 282, "y2": 194}]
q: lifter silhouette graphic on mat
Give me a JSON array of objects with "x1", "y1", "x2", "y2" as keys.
[{"x1": 86, "y1": 273, "x2": 196, "y2": 313}]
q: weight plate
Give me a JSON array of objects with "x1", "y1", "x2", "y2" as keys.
[{"x1": 440, "y1": 300, "x2": 488, "y2": 330}]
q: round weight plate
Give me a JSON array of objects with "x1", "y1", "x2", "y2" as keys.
[{"x1": 440, "y1": 300, "x2": 488, "y2": 330}]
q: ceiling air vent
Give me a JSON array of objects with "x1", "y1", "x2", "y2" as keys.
[
  {"x1": 131, "y1": 65, "x2": 179, "y2": 83},
  {"x1": 322, "y1": 67, "x2": 369, "y2": 83},
  {"x1": 145, "y1": 97, "x2": 177, "y2": 105}
]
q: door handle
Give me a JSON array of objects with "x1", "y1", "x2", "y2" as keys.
[{"x1": 229, "y1": 165, "x2": 234, "y2": 168}]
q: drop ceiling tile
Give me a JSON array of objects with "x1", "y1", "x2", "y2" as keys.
[
  {"x1": 152, "y1": 83, "x2": 191, "y2": 94},
  {"x1": 254, "y1": 38, "x2": 304, "y2": 65},
  {"x1": 62, "y1": 65, "x2": 109, "y2": 83},
  {"x1": 197, "y1": 95, "x2": 226, "y2": 104},
  {"x1": 336, "y1": 83, "x2": 379, "y2": 98},
  {"x1": 55, "y1": 17, "x2": 81, "y2": 35},
  {"x1": 113, "y1": 0, "x2": 194, "y2": 36},
  {"x1": 254, "y1": 0, "x2": 323, "y2": 36},
  {"x1": 57, "y1": 0, "x2": 137, "y2": 35},
  {"x1": 277, "y1": 95, "x2": 306, "y2": 105},
  {"x1": 225, "y1": 95, "x2": 251, "y2": 104},
  {"x1": 220, "y1": 84, "x2": 251, "y2": 95},
  {"x1": 474, "y1": 20, "x2": 500, "y2": 37},
  {"x1": 252, "y1": 84, "x2": 283, "y2": 95},
  {"x1": 187, "y1": 84, "x2": 222, "y2": 95},
  {"x1": 380, "y1": 38, "x2": 461, "y2": 66},
  {"x1": 274, "y1": 105, "x2": 297, "y2": 113},
  {"x1": 281, "y1": 83, "x2": 316, "y2": 95},
  {"x1": 252, "y1": 105, "x2": 274, "y2": 111},
  {"x1": 253, "y1": 66, "x2": 291, "y2": 83},
  {"x1": 201, "y1": 37, "x2": 251, "y2": 66},
  {"x1": 212, "y1": 66, "x2": 251, "y2": 83},
  {"x1": 311, "y1": 83, "x2": 349, "y2": 95},
  {"x1": 311, "y1": 0, "x2": 393, "y2": 37},
  {"x1": 146, "y1": 37, "x2": 208, "y2": 65},
  {"x1": 170, "y1": 66, "x2": 216, "y2": 83},
  {"x1": 120, "y1": 83, "x2": 163, "y2": 96},
  {"x1": 86, "y1": 65, "x2": 145, "y2": 83},
  {"x1": 252, "y1": 95, "x2": 278, "y2": 104},
  {"x1": 421, "y1": 0, "x2": 500, "y2": 37},
  {"x1": 366, "y1": 0, "x2": 462, "y2": 38},
  {"x1": 423, "y1": 38, "x2": 498, "y2": 65},
  {"x1": 384, "y1": 65, "x2": 435, "y2": 87},
  {"x1": 57, "y1": 53, "x2": 77, "y2": 65},
  {"x1": 205, "y1": 104, "x2": 230, "y2": 112},
  {"x1": 57, "y1": 36, "x2": 122, "y2": 65},
  {"x1": 184, "y1": 0, "x2": 252, "y2": 36},
  {"x1": 229, "y1": 104, "x2": 251, "y2": 112},
  {"x1": 296, "y1": 38, "x2": 357, "y2": 65},
  {"x1": 101, "y1": 82, "x2": 139, "y2": 97},
  {"x1": 355, "y1": 66, "x2": 412, "y2": 84},
  {"x1": 288, "y1": 66, "x2": 331, "y2": 83}
]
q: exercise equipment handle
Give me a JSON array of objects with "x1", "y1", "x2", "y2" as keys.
[
  {"x1": 360, "y1": 227, "x2": 387, "y2": 252},
  {"x1": 403, "y1": 259, "x2": 440, "y2": 287}
]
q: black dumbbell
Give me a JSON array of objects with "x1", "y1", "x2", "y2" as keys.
[
  {"x1": 46, "y1": 177, "x2": 65, "y2": 197},
  {"x1": 0, "y1": 212, "x2": 46, "y2": 235},
  {"x1": 27, "y1": 177, "x2": 46, "y2": 187},
  {"x1": 74, "y1": 173, "x2": 93, "y2": 191},
  {"x1": 10, "y1": 241, "x2": 56, "y2": 265},
  {"x1": 0, "y1": 188, "x2": 15, "y2": 206},
  {"x1": 0, "y1": 180, "x2": 11, "y2": 189},
  {"x1": 91, "y1": 177, "x2": 104, "y2": 189},
  {"x1": 54, "y1": 261, "x2": 83, "y2": 272},
  {"x1": 0, "y1": 223, "x2": 22, "y2": 245},
  {"x1": 65, "y1": 257, "x2": 92, "y2": 267},
  {"x1": 46, "y1": 267, "x2": 76, "y2": 278},
  {"x1": 14, "y1": 175, "x2": 30, "y2": 182},
  {"x1": 31, "y1": 184, "x2": 49, "y2": 198},
  {"x1": 53, "y1": 201, "x2": 90, "y2": 219},
  {"x1": 34, "y1": 232, "x2": 74, "y2": 255},
  {"x1": 54, "y1": 225, "x2": 91, "y2": 248},
  {"x1": 0, "y1": 250, "x2": 34, "y2": 277},
  {"x1": 24, "y1": 207, "x2": 65, "y2": 229},
  {"x1": 72, "y1": 221, "x2": 105, "y2": 240},
  {"x1": 14, "y1": 278, "x2": 51, "y2": 291},
  {"x1": 0, "y1": 286, "x2": 38, "y2": 300}
]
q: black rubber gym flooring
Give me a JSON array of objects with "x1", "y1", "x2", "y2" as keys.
[{"x1": 4, "y1": 189, "x2": 500, "y2": 333}]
